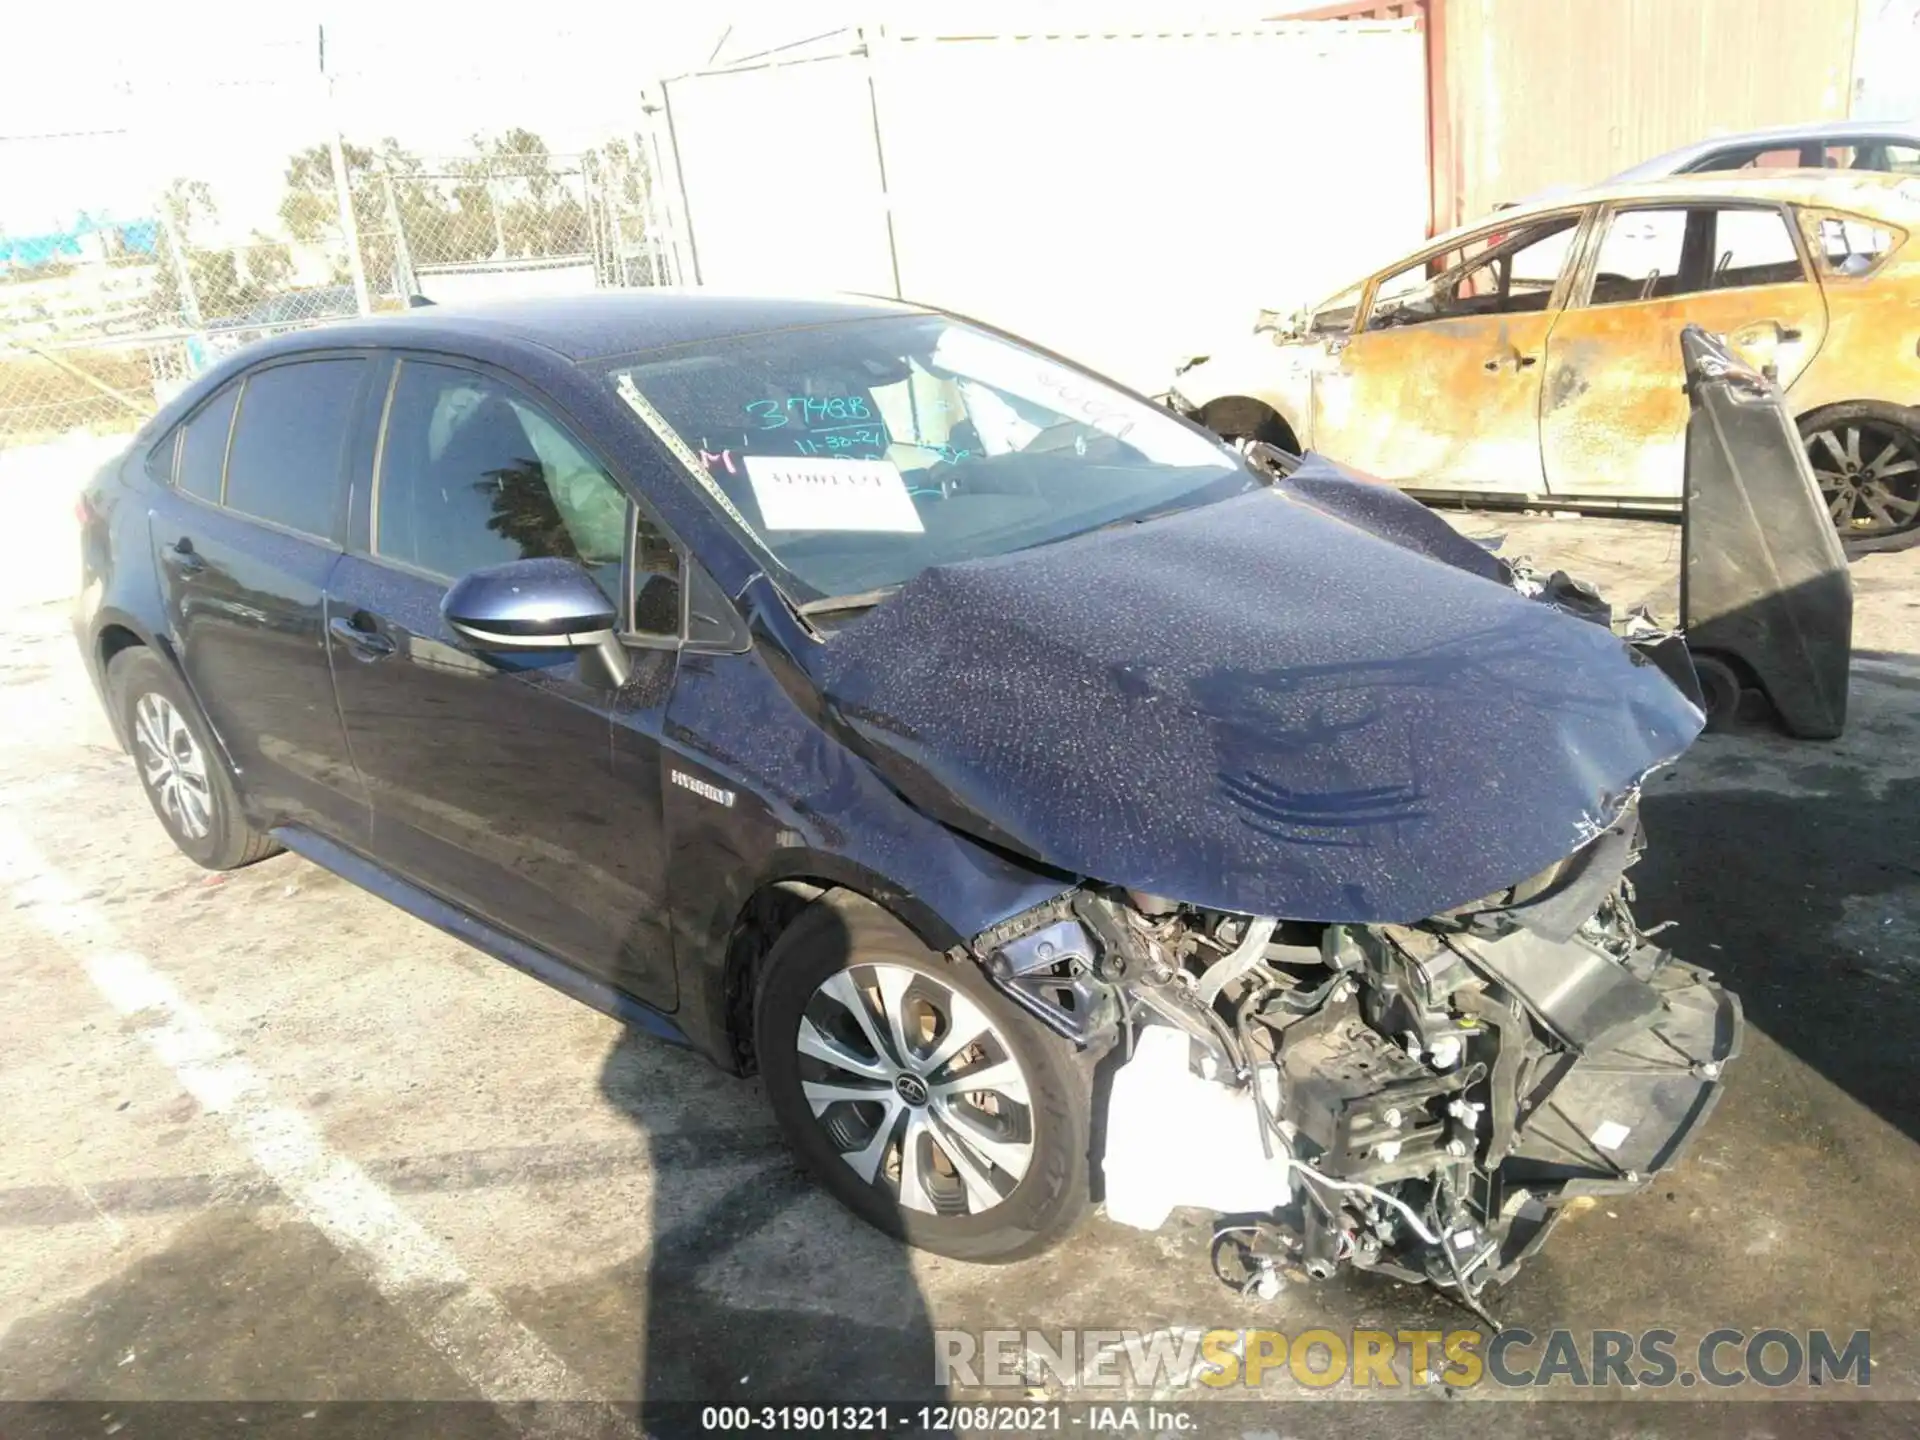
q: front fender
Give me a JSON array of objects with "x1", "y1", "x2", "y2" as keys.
[
  {"x1": 1170, "y1": 337, "x2": 1315, "y2": 444},
  {"x1": 661, "y1": 645, "x2": 1077, "y2": 1070}
]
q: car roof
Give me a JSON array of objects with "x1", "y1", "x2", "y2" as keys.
[
  {"x1": 239, "y1": 289, "x2": 929, "y2": 366},
  {"x1": 1455, "y1": 168, "x2": 1920, "y2": 243},
  {"x1": 1610, "y1": 118, "x2": 1920, "y2": 182}
]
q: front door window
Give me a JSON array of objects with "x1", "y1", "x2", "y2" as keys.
[
  {"x1": 1365, "y1": 215, "x2": 1581, "y2": 330},
  {"x1": 375, "y1": 361, "x2": 629, "y2": 601}
]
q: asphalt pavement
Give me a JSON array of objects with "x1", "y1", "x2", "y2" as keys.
[{"x1": 3, "y1": 464, "x2": 1917, "y2": 1436}]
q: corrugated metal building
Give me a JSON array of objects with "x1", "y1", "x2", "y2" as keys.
[
  {"x1": 1288, "y1": 0, "x2": 1873, "y2": 229},
  {"x1": 642, "y1": 21, "x2": 1434, "y2": 385}
]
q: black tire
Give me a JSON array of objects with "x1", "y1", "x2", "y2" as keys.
[
  {"x1": 1198, "y1": 397, "x2": 1298, "y2": 456},
  {"x1": 755, "y1": 893, "x2": 1097, "y2": 1263},
  {"x1": 1691, "y1": 651, "x2": 1744, "y2": 733},
  {"x1": 107, "y1": 648, "x2": 280, "y2": 871},
  {"x1": 1798, "y1": 402, "x2": 1920, "y2": 538}
]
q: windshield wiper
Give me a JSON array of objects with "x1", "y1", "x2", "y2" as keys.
[{"x1": 799, "y1": 586, "x2": 903, "y2": 619}]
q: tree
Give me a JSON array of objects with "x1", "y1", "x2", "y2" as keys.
[
  {"x1": 241, "y1": 230, "x2": 295, "y2": 292},
  {"x1": 279, "y1": 140, "x2": 382, "y2": 247},
  {"x1": 146, "y1": 178, "x2": 239, "y2": 325},
  {"x1": 585, "y1": 136, "x2": 656, "y2": 284},
  {"x1": 452, "y1": 129, "x2": 591, "y2": 261}
]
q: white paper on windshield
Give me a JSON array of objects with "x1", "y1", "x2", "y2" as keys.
[{"x1": 743, "y1": 455, "x2": 924, "y2": 533}]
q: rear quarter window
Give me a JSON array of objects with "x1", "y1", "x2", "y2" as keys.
[
  {"x1": 1804, "y1": 210, "x2": 1907, "y2": 278},
  {"x1": 173, "y1": 384, "x2": 240, "y2": 501}
]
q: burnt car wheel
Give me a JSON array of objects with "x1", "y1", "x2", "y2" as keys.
[
  {"x1": 755, "y1": 893, "x2": 1096, "y2": 1263},
  {"x1": 1800, "y1": 404, "x2": 1920, "y2": 537},
  {"x1": 108, "y1": 649, "x2": 280, "y2": 871}
]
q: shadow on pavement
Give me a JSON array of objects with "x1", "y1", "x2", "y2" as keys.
[
  {"x1": 595, "y1": 991, "x2": 947, "y2": 1431},
  {"x1": 1637, "y1": 763, "x2": 1920, "y2": 1146}
]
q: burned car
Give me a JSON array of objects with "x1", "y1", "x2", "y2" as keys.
[
  {"x1": 1170, "y1": 171, "x2": 1920, "y2": 539},
  {"x1": 75, "y1": 293, "x2": 1737, "y2": 1305}
]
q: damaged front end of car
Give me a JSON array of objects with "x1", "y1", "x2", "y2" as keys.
[
  {"x1": 786, "y1": 455, "x2": 1739, "y2": 1307},
  {"x1": 970, "y1": 811, "x2": 1740, "y2": 1312}
]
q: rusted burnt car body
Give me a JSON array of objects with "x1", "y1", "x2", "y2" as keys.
[{"x1": 1170, "y1": 172, "x2": 1920, "y2": 538}]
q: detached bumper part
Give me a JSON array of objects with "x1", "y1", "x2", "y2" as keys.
[
  {"x1": 1679, "y1": 323, "x2": 1853, "y2": 738},
  {"x1": 1505, "y1": 956, "x2": 1740, "y2": 1192}
]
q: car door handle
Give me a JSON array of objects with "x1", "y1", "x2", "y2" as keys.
[
  {"x1": 1483, "y1": 353, "x2": 1539, "y2": 372},
  {"x1": 328, "y1": 615, "x2": 396, "y2": 660},
  {"x1": 166, "y1": 536, "x2": 206, "y2": 576}
]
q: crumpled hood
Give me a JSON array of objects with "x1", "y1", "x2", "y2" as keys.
[{"x1": 791, "y1": 458, "x2": 1704, "y2": 922}]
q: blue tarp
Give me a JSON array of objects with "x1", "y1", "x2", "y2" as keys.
[{"x1": 0, "y1": 215, "x2": 160, "y2": 269}]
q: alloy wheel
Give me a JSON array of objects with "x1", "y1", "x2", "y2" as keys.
[
  {"x1": 796, "y1": 963, "x2": 1035, "y2": 1218},
  {"x1": 1807, "y1": 421, "x2": 1920, "y2": 536},
  {"x1": 133, "y1": 692, "x2": 213, "y2": 840}
]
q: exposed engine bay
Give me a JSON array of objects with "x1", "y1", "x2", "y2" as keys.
[{"x1": 972, "y1": 811, "x2": 1741, "y2": 1314}]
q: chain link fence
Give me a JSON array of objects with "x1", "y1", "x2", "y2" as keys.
[{"x1": 2, "y1": 121, "x2": 667, "y2": 448}]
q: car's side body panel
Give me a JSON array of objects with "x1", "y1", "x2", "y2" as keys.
[
  {"x1": 133, "y1": 350, "x2": 382, "y2": 843},
  {"x1": 74, "y1": 444, "x2": 179, "y2": 736},
  {"x1": 1170, "y1": 341, "x2": 1315, "y2": 449},
  {"x1": 1312, "y1": 308, "x2": 1558, "y2": 492},
  {"x1": 1787, "y1": 236, "x2": 1920, "y2": 418},
  {"x1": 325, "y1": 549, "x2": 685, "y2": 1010},
  {"x1": 275, "y1": 823, "x2": 692, "y2": 1048}
]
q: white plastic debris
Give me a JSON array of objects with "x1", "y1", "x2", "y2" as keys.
[
  {"x1": 1591, "y1": 1120, "x2": 1632, "y2": 1152},
  {"x1": 1102, "y1": 1025, "x2": 1292, "y2": 1231}
]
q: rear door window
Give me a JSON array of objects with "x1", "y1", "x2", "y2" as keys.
[
  {"x1": 175, "y1": 384, "x2": 240, "y2": 501},
  {"x1": 1588, "y1": 209, "x2": 1691, "y2": 303},
  {"x1": 224, "y1": 359, "x2": 364, "y2": 539},
  {"x1": 1706, "y1": 207, "x2": 1806, "y2": 290},
  {"x1": 373, "y1": 360, "x2": 630, "y2": 603},
  {"x1": 1586, "y1": 206, "x2": 1807, "y2": 304}
]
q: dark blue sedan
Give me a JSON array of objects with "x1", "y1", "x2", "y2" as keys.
[{"x1": 74, "y1": 292, "x2": 1735, "y2": 1286}]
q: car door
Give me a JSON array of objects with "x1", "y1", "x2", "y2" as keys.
[
  {"x1": 1539, "y1": 201, "x2": 1829, "y2": 500},
  {"x1": 146, "y1": 355, "x2": 373, "y2": 843},
  {"x1": 325, "y1": 354, "x2": 681, "y2": 1008},
  {"x1": 1309, "y1": 210, "x2": 1585, "y2": 494}
]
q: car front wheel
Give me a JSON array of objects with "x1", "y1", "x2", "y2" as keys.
[{"x1": 755, "y1": 893, "x2": 1097, "y2": 1263}]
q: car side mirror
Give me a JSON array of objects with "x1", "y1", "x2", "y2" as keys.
[{"x1": 441, "y1": 557, "x2": 630, "y2": 683}]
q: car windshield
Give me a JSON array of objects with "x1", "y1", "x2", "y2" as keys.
[{"x1": 605, "y1": 314, "x2": 1251, "y2": 605}]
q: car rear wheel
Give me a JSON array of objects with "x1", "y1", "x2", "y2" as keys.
[
  {"x1": 1800, "y1": 404, "x2": 1920, "y2": 537},
  {"x1": 755, "y1": 893, "x2": 1096, "y2": 1262},
  {"x1": 108, "y1": 648, "x2": 280, "y2": 871}
]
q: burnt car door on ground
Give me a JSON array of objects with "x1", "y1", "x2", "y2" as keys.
[
  {"x1": 1309, "y1": 211, "x2": 1585, "y2": 492},
  {"x1": 1540, "y1": 201, "x2": 1828, "y2": 499},
  {"x1": 325, "y1": 355, "x2": 681, "y2": 1008},
  {"x1": 145, "y1": 355, "x2": 372, "y2": 842}
]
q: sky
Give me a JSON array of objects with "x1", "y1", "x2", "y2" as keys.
[{"x1": 0, "y1": 2, "x2": 740, "y2": 235}]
